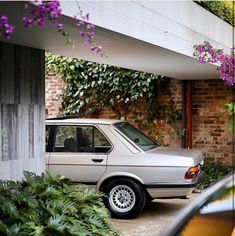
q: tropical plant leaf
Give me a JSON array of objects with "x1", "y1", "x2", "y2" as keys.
[{"x1": 0, "y1": 172, "x2": 119, "y2": 236}]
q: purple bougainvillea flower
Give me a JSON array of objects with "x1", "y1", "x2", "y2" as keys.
[
  {"x1": 1, "y1": 1, "x2": 104, "y2": 57},
  {"x1": 22, "y1": 0, "x2": 63, "y2": 28},
  {"x1": 0, "y1": 15, "x2": 15, "y2": 39},
  {"x1": 80, "y1": 31, "x2": 85, "y2": 37},
  {"x1": 86, "y1": 23, "x2": 95, "y2": 30},
  {"x1": 89, "y1": 31, "x2": 95, "y2": 38},
  {"x1": 76, "y1": 20, "x2": 85, "y2": 27},
  {"x1": 84, "y1": 38, "x2": 91, "y2": 45},
  {"x1": 56, "y1": 23, "x2": 64, "y2": 29},
  {"x1": 0, "y1": 15, "x2": 8, "y2": 24},
  {"x1": 194, "y1": 41, "x2": 235, "y2": 86}
]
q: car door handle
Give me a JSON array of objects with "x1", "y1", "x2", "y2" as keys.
[{"x1": 92, "y1": 158, "x2": 104, "y2": 163}]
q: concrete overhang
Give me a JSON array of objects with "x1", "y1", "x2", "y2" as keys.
[{"x1": 0, "y1": 1, "x2": 233, "y2": 80}]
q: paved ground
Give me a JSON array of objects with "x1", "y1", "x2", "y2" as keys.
[{"x1": 112, "y1": 193, "x2": 200, "y2": 236}]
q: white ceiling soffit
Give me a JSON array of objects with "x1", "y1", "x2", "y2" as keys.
[{"x1": 1, "y1": 1, "x2": 232, "y2": 80}]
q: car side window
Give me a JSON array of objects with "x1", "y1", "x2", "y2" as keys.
[
  {"x1": 54, "y1": 126, "x2": 78, "y2": 152},
  {"x1": 94, "y1": 127, "x2": 112, "y2": 153},
  {"x1": 77, "y1": 126, "x2": 92, "y2": 152},
  {"x1": 53, "y1": 125, "x2": 111, "y2": 153}
]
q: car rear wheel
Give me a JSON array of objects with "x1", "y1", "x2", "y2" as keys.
[{"x1": 103, "y1": 178, "x2": 146, "y2": 219}]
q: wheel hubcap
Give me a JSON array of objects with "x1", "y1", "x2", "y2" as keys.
[{"x1": 109, "y1": 185, "x2": 136, "y2": 213}]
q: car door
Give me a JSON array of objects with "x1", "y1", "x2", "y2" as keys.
[{"x1": 47, "y1": 124, "x2": 112, "y2": 184}]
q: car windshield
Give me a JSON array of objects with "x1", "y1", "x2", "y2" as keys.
[{"x1": 114, "y1": 122, "x2": 160, "y2": 151}]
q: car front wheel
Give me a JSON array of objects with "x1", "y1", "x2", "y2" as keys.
[{"x1": 103, "y1": 178, "x2": 146, "y2": 219}]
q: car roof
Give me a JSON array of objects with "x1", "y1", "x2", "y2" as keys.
[{"x1": 45, "y1": 118, "x2": 122, "y2": 125}]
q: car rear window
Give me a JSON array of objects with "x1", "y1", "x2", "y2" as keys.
[{"x1": 114, "y1": 122, "x2": 160, "y2": 151}]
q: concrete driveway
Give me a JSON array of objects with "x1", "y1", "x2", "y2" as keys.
[{"x1": 112, "y1": 193, "x2": 199, "y2": 236}]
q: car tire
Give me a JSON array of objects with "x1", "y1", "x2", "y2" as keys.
[
  {"x1": 102, "y1": 178, "x2": 146, "y2": 219},
  {"x1": 145, "y1": 193, "x2": 153, "y2": 205}
]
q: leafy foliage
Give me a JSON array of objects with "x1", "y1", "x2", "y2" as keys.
[
  {"x1": 224, "y1": 101, "x2": 235, "y2": 131},
  {"x1": 195, "y1": 1, "x2": 234, "y2": 26},
  {"x1": 165, "y1": 110, "x2": 185, "y2": 139},
  {"x1": 46, "y1": 53, "x2": 168, "y2": 121},
  {"x1": 0, "y1": 171, "x2": 119, "y2": 236},
  {"x1": 198, "y1": 158, "x2": 233, "y2": 189}
]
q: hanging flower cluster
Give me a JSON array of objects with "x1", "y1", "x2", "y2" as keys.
[
  {"x1": 219, "y1": 55, "x2": 235, "y2": 86},
  {"x1": 194, "y1": 41, "x2": 235, "y2": 86},
  {"x1": 22, "y1": 1, "x2": 63, "y2": 29},
  {"x1": 75, "y1": 7, "x2": 104, "y2": 56},
  {"x1": 193, "y1": 41, "x2": 224, "y2": 63},
  {"x1": 0, "y1": 16, "x2": 15, "y2": 39},
  {"x1": 0, "y1": 0, "x2": 104, "y2": 57}
]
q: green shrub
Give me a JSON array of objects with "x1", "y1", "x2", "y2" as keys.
[
  {"x1": 198, "y1": 158, "x2": 233, "y2": 189},
  {"x1": 224, "y1": 101, "x2": 235, "y2": 131},
  {"x1": 0, "y1": 171, "x2": 119, "y2": 236},
  {"x1": 195, "y1": 1, "x2": 234, "y2": 27}
]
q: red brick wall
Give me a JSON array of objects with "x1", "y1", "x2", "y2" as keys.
[
  {"x1": 45, "y1": 74, "x2": 233, "y2": 163},
  {"x1": 45, "y1": 72, "x2": 65, "y2": 118},
  {"x1": 67, "y1": 79, "x2": 183, "y2": 148},
  {"x1": 192, "y1": 80, "x2": 233, "y2": 163}
]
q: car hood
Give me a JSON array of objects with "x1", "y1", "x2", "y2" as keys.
[{"x1": 144, "y1": 146, "x2": 204, "y2": 167}]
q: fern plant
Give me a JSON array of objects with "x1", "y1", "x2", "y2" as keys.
[{"x1": 0, "y1": 171, "x2": 119, "y2": 236}]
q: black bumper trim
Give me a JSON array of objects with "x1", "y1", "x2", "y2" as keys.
[{"x1": 144, "y1": 183, "x2": 197, "y2": 188}]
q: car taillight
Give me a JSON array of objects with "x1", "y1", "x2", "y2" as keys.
[{"x1": 185, "y1": 165, "x2": 200, "y2": 179}]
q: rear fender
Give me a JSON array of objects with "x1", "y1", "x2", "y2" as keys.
[{"x1": 97, "y1": 171, "x2": 144, "y2": 190}]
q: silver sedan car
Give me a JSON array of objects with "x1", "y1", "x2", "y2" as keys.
[{"x1": 46, "y1": 118, "x2": 204, "y2": 218}]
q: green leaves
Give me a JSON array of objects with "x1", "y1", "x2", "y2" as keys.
[
  {"x1": 195, "y1": 1, "x2": 234, "y2": 27},
  {"x1": 225, "y1": 101, "x2": 235, "y2": 113},
  {"x1": 197, "y1": 158, "x2": 233, "y2": 189},
  {"x1": 225, "y1": 101, "x2": 235, "y2": 131},
  {"x1": 46, "y1": 53, "x2": 168, "y2": 121},
  {"x1": 0, "y1": 171, "x2": 119, "y2": 236},
  {"x1": 0, "y1": 220, "x2": 7, "y2": 235}
]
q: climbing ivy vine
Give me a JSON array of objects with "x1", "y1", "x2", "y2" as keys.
[{"x1": 46, "y1": 53, "x2": 168, "y2": 121}]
